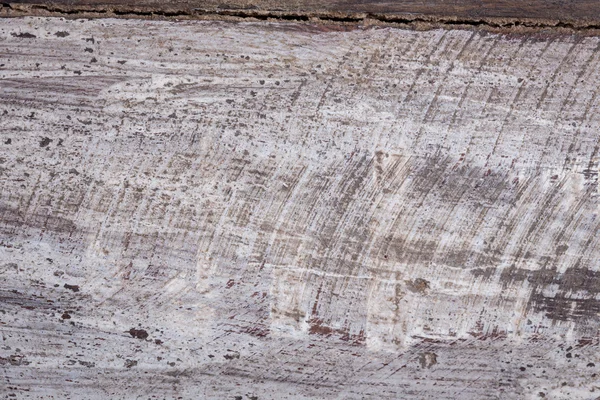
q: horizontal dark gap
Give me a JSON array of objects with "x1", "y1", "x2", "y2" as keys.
[{"x1": 4, "y1": 3, "x2": 600, "y2": 32}]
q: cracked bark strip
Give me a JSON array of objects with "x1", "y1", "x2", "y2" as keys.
[{"x1": 4, "y1": 1, "x2": 600, "y2": 33}]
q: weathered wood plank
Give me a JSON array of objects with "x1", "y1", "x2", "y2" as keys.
[{"x1": 0, "y1": 17, "x2": 599, "y2": 399}]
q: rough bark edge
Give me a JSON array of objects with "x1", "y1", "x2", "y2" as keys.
[{"x1": 3, "y1": 2, "x2": 600, "y2": 35}]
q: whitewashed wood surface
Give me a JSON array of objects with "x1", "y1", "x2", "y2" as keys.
[{"x1": 1, "y1": 17, "x2": 600, "y2": 399}]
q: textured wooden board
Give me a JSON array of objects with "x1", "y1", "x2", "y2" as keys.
[
  {"x1": 5, "y1": 0, "x2": 600, "y2": 25},
  {"x1": 1, "y1": 17, "x2": 600, "y2": 399}
]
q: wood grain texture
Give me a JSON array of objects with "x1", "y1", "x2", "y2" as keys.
[
  {"x1": 1, "y1": 17, "x2": 600, "y2": 399},
  {"x1": 5, "y1": 0, "x2": 600, "y2": 25}
]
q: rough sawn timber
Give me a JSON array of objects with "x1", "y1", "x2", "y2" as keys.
[{"x1": 1, "y1": 16, "x2": 600, "y2": 399}]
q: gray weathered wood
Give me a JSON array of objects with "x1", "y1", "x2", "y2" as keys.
[{"x1": 1, "y1": 16, "x2": 600, "y2": 399}]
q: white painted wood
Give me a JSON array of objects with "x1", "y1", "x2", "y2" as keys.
[{"x1": 0, "y1": 17, "x2": 599, "y2": 399}]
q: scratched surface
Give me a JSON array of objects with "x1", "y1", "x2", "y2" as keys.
[{"x1": 1, "y1": 17, "x2": 600, "y2": 399}]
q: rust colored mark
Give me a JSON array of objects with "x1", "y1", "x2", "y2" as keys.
[
  {"x1": 63, "y1": 283, "x2": 79, "y2": 292},
  {"x1": 308, "y1": 318, "x2": 365, "y2": 345},
  {"x1": 129, "y1": 328, "x2": 149, "y2": 340},
  {"x1": 405, "y1": 278, "x2": 430, "y2": 294}
]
